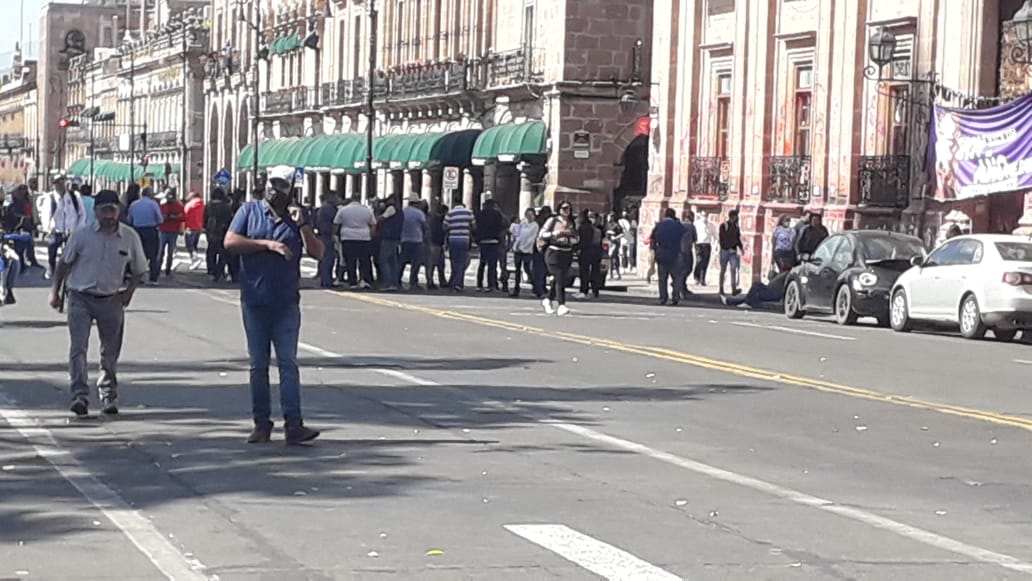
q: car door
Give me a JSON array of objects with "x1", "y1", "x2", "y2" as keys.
[
  {"x1": 801, "y1": 235, "x2": 842, "y2": 311},
  {"x1": 936, "y1": 239, "x2": 983, "y2": 322},
  {"x1": 909, "y1": 240, "x2": 960, "y2": 318}
]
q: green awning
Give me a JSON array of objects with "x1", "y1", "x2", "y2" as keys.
[
  {"x1": 296, "y1": 135, "x2": 338, "y2": 169},
  {"x1": 471, "y1": 121, "x2": 547, "y2": 164},
  {"x1": 271, "y1": 34, "x2": 300, "y2": 55},
  {"x1": 238, "y1": 143, "x2": 255, "y2": 170},
  {"x1": 355, "y1": 134, "x2": 407, "y2": 169},
  {"x1": 332, "y1": 134, "x2": 368, "y2": 172},
  {"x1": 257, "y1": 138, "x2": 302, "y2": 168},
  {"x1": 67, "y1": 158, "x2": 90, "y2": 176},
  {"x1": 421, "y1": 129, "x2": 481, "y2": 169},
  {"x1": 387, "y1": 134, "x2": 429, "y2": 169}
]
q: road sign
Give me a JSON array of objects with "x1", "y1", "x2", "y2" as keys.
[
  {"x1": 443, "y1": 166, "x2": 460, "y2": 190},
  {"x1": 572, "y1": 130, "x2": 591, "y2": 159},
  {"x1": 213, "y1": 168, "x2": 232, "y2": 187},
  {"x1": 294, "y1": 167, "x2": 305, "y2": 186}
]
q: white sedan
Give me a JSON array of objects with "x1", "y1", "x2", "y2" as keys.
[{"x1": 889, "y1": 234, "x2": 1032, "y2": 341}]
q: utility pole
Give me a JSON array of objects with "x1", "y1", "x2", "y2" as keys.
[
  {"x1": 180, "y1": 20, "x2": 189, "y2": 193},
  {"x1": 129, "y1": 46, "x2": 136, "y2": 186},
  {"x1": 251, "y1": 0, "x2": 261, "y2": 198},
  {"x1": 89, "y1": 67, "x2": 95, "y2": 186},
  {"x1": 366, "y1": 0, "x2": 377, "y2": 201}
]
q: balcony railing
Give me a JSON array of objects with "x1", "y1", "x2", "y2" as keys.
[
  {"x1": 386, "y1": 61, "x2": 468, "y2": 97},
  {"x1": 768, "y1": 155, "x2": 812, "y2": 204},
  {"x1": 481, "y1": 48, "x2": 543, "y2": 87},
  {"x1": 148, "y1": 130, "x2": 179, "y2": 150},
  {"x1": 858, "y1": 155, "x2": 911, "y2": 208},
  {"x1": 263, "y1": 89, "x2": 292, "y2": 114},
  {"x1": 0, "y1": 134, "x2": 26, "y2": 150},
  {"x1": 689, "y1": 156, "x2": 730, "y2": 200},
  {"x1": 322, "y1": 79, "x2": 366, "y2": 107}
]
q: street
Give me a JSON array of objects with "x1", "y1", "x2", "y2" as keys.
[{"x1": 2, "y1": 263, "x2": 1032, "y2": 580}]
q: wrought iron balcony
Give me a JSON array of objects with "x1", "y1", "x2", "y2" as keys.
[
  {"x1": 689, "y1": 156, "x2": 730, "y2": 200},
  {"x1": 0, "y1": 134, "x2": 26, "y2": 151},
  {"x1": 858, "y1": 155, "x2": 911, "y2": 208},
  {"x1": 148, "y1": 131, "x2": 179, "y2": 149},
  {"x1": 481, "y1": 48, "x2": 543, "y2": 88},
  {"x1": 768, "y1": 155, "x2": 812, "y2": 204},
  {"x1": 263, "y1": 89, "x2": 293, "y2": 114},
  {"x1": 386, "y1": 61, "x2": 467, "y2": 98}
]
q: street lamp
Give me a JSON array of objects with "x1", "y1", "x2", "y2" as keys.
[
  {"x1": 1012, "y1": 0, "x2": 1032, "y2": 64},
  {"x1": 867, "y1": 26, "x2": 896, "y2": 69}
]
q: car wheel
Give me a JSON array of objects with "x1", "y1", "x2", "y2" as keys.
[
  {"x1": 834, "y1": 285, "x2": 858, "y2": 326},
  {"x1": 959, "y1": 294, "x2": 988, "y2": 340},
  {"x1": 993, "y1": 329, "x2": 1018, "y2": 342},
  {"x1": 784, "y1": 280, "x2": 804, "y2": 319},
  {"x1": 890, "y1": 289, "x2": 913, "y2": 333}
]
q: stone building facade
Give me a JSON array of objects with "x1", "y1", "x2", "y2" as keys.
[
  {"x1": 205, "y1": 0, "x2": 652, "y2": 215},
  {"x1": 0, "y1": 57, "x2": 38, "y2": 187},
  {"x1": 647, "y1": 0, "x2": 1031, "y2": 283},
  {"x1": 63, "y1": 2, "x2": 210, "y2": 194}
]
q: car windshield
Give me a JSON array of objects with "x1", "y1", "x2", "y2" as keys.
[
  {"x1": 995, "y1": 242, "x2": 1032, "y2": 261},
  {"x1": 861, "y1": 236, "x2": 925, "y2": 262}
]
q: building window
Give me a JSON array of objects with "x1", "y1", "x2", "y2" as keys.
[
  {"x1": 887, "y1": 85, "x2": 909, "y2": 155},
  {"x1": 793, "y1": 65, "x2": 813, "y2": 156},
  {"x1": 715, "y1": 73, "x2": 731, "y2": 157},
  {"x1": 523, "y1": 4, "x2": 535, "y2": 53}
]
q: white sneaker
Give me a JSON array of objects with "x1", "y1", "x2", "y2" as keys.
[
  {"x1": 556, "y1": 305, "x2": 570, "y2": 317},
  {"x1": 736, "y1": 303, "x2": 752, "y2": 310},
  {"x1": 573, "y1": 292, "x2": 586, "y2": 300},
  {"x1": 541, "y1": 297, "x2": 555, "y2": 314}
]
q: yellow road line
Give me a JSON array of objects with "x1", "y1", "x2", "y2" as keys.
[{"x1": 335, "y1": 291, "x2": 1032, "y2": 433}]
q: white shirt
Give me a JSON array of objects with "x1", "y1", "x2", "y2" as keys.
[
  {"x1": 512, "y1": 219, "x2": 539, "y2": 254},
  {"x1": 46, "y1": 191, "x2": 87, "y2": 234},
  {"x1": 333, "y1": 202, "x2": 376, "y2": 241},
  {"x1": 695, "y1": 217, "x2": 718, "y2": 245}
]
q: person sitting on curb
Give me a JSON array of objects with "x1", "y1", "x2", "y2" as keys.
[{"x1": 721, "y1": 270, "x2": 790, "y2": 310}]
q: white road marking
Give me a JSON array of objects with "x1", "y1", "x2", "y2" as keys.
[
  {"x1": 731, "y1": 321, "x2": 856, "y2": 341},
  {"x1": 362, "y1": 366, "x2": 1032, "y2": 576},
  {"x1": 549, "y1": 421, "x2": 1032, "y2": 576},
  {"x1": 0, "y1": 396, "x2": 213, "y2": 581},
  {"x1": 1014, "y1": 359, "x2": 1032, "y2": 366},
  {"x1": 505, "y1": 524, "x2": 681, "y2": 580},
  {"x1": 297, "y1": 341, "x2": 343, "y2": 359}
]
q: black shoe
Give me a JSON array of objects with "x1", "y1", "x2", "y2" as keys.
[
  {"x1": 671, "y1": 300, "x2": 680, "y2": 306},
  {"x1": 285, "y1": 420, "x2": 320, "y2": 445},
  {"x1": 101, "y1": 397, "x2": 118, "y2": 415},
  {"x1": 247, "y1": 421, "x2": 273, "y2": 444},
  {"x1": 70, "y1": 396, "x2": 89, "y2": 417},
  {"x1": 732, "y1": 288, "x2": 742, "y2": 296},
  {"x1": 659, "y1": 299, "x2": 667, "y2": 306},
  {"x1": 3, "y1": 290, "x2": 14, "y2": 305}
]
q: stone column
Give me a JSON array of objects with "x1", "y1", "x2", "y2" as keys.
[
  {"x1": 421, "y1": 169, "x2": 433, "y2": 203},
  {"x1": 1014, "y1": 192, "x2": 1032, "y2": 236},
  {"x1": 462, "y1": 168, "x2": 475, "y2": 209},
  {"x1": 518, "y1": 170, "x2": 533, "y2": 217},
  {"x1": 313, "y1": 172, "x2": 325, "y2": 205},
  {"x1": 361, "y1": 172, "x2": 370, "y2": 204},
  {"x1": 402, "y1": 170, "x2": 414, "y2": 200}
]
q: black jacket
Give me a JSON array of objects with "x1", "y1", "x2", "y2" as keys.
[
  {"x1": 719, "y1": 221, "x2": 743, "y2": 251},
  {"x1": 475, "y1": 208, "x2": 505, "y2": 244}
]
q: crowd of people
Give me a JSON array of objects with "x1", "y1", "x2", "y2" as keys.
[{"x1": 312, "y1": 189, "x2": 640, "y2": 316}]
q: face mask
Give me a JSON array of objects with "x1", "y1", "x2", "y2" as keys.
[{"x1": 265, "y1": 188, "x2": 292, "y2": 214}]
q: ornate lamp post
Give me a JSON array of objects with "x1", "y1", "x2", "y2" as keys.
[{"x1": 1012, "y1": 1, "x2": 1032, "y2": 64}]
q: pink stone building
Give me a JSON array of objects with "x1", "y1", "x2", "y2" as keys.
[{"x1": 646, "y1": 0, "x2": 1032, "y2": 283}]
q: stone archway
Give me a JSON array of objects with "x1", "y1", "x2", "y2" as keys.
[{"x1": 222, "y1": 102, "x2": 235, "y2": 180}]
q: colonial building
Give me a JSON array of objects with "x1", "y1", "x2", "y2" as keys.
[
  {"x1": 647, "y1": 0, "x2": 1032, "y2": 282},
  {"x1": 205, "y1": 0, "x2": 652, "y2": 215},
  {"x1": 0, "y1": 55, "x2": 38, "y2": 187},
  {"x1": 63, "y1": 2, "x2": 210, "y2": 193}
]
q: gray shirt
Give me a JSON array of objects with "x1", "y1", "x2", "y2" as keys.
[{"x1": 62, "y1": 222, "x2": 148, "y2": 296}]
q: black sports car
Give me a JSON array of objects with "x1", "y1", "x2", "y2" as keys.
[{"x1": 784, "y1": 230, "x2": 926, "y2": 326}]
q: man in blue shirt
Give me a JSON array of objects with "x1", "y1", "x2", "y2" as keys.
[
  {"x1": 651, "y1": 208, "x2": 685, "y2": 306},
  {"x1": 224, "y1": 166, "x2": 324, "y2": 445},
  {"x1": 399, "y1": 196, "x2": 428, "y2": 289},
  {"x1": 126, "y1": 187, "x2": 164, "y2": 284}
]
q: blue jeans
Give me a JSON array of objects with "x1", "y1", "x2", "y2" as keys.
[
  {"x1": 47, "y1": 232, "x2": 66, "y2": 272},
  {"x1": 1, "y1": 253, "x2": 19, "y2": 295},
  {"x1": 379, "y1": 239, "x2": 400, "y2": 288},
  {"x1": 318, "y1": 235, "x2": 337, "y2": 287},
  {"x1": 477, "y1": 242, "x2": 501, "y2": 289},
  {"x1": 184, "y1": 231, "x2": 202, "y2": 257},
  {"x1": 159, "y1": 231, "x2": 180, "y2": 273},
  {"x1": 448, "y1": 238, "x2": 470, "y2": 289},
  {"x1": 241, "y1": 302, "x2": 302, "y2": 424},
  {"x1": 719, "y1": 249, "x2": 741, "y2": 293},
  {"x1": 726, "y1": 282, "x2": 782, "y2": 307},
  {"x1": 400, "y1": 241, "x2": 424, "y2": 287}
]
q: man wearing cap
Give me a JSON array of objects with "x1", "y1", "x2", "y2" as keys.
[
  {"x1": 42, "y1": 172, "x2": 86, "y2": 279},
  {"x1": 49, "y1": 190, "x2": 148, "y2": 417},
  {"x1": 399, "y1": 194, "x2": 428, "y2": 289},
  {"x1": 224, "y1": 165, "x2": 324, "y2": 445}
]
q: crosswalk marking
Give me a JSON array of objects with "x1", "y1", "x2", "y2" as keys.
[{"x1": 505, "y1": 524, "x2": 682, "y2": 580}]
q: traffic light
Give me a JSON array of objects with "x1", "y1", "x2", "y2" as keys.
[{"x1": 58, "y1": 117, "x2": 80, "y2": 128}]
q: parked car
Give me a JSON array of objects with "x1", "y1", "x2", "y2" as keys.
[
  {"x1": 784, "y1": 230, "x2": 926, "y2": 326},
  {"x1": 889, "y1": 234, "x2": 1032, "y2": 341}
]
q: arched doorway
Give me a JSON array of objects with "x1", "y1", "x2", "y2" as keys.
[
  {"x1": 222, "y1": 102, "x2": 235, "y2": 182},
  {"x1": 207, "y1": 105, "x2": 219, "y2": 194},
  {"x1": 614, "y1": 133, "x2": 649, "y2": 212}
]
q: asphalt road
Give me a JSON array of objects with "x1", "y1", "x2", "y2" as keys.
[{"x1": 2, "y1": 260, "x2": 1032, "y2": 580}]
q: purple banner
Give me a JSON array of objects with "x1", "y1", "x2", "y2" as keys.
[{"x1": 931, "y1": 93, "x2": 1032, "y2": 199}]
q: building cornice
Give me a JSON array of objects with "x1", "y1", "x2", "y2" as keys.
[{"x1": 865, "y1": 16, "x2": 918, "y2": 30}]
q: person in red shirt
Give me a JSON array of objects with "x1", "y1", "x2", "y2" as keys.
[
  {"x1": 182, "y1": 192, "x2": 205, "y2": 268},
  {"x1": 158, "y1": 190, "x2": 185, "y2": 277}
]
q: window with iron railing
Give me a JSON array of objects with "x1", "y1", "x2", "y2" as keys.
[
  {"x1": 715, "y1": 73, "x2": 731, "y2": 158},
  {"x1": 793, "y1": 65, "x2": 813, "y2": 156}
]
